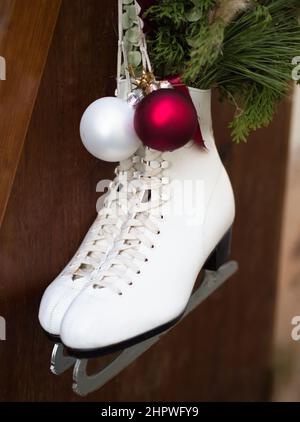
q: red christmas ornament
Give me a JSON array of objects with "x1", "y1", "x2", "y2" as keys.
[{"x1": 134, "y1": 89, "x2": 198, "y2": 151}]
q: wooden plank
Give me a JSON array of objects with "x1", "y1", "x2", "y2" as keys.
[
  {"x1": 0, "y1": 0, "x2": 119, "y2": 401},
  {"x1": 0, "y1": 0, "x2": 61, "y2": 228},
  {"x1": 0, "y1": 0, "x2": 291, "y2": 400}
]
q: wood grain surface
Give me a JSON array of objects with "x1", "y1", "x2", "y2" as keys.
[
  {"x1": 0, "y1": 0, "x2": 61, "y2": 228},
  {"x1": 0, "y1": 0, "x2": 291, "y2": 401}
]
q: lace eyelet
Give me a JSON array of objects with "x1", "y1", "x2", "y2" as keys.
[
  {"x1": 157, "y1": 231, "x2": 160, "y2": 235},
  {"x1": 161, "y1": 215, "x2": 164, "y2": 219},
  {"x1": 136, "y1": 270, "x2": 141, "y2": 274},
  {"x1": 151, "y1": 245, "x2": 154, "y2": 249},
  {"x1": 144, "y1": 258, "x2": 148, "y2": 262},
  {"x1": 128, "y1": 282, "x2": 133, "y2": 286},
  {"x1": 118, "y1": 292, "x2": 123, "y2": 296}
]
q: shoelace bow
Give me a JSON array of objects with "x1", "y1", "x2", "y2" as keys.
[
  {"x1": 67, "y1": 157, "x2": 138, "y2": 280},
  {"x1": 92, "y1": 148, "x2": 170, "y2": 294}
]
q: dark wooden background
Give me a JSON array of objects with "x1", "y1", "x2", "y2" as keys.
[{"x1": 0, "y1": 0, "x2": 291, "y2": 401}]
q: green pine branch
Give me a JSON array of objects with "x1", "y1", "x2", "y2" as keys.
[{"x1": 145, "y1": 0, "x2": 300, "y2": 142}]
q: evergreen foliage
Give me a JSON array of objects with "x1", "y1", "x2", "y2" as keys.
[{"x1": 145, "y1": 0, "x2": 300, "y2": 142}]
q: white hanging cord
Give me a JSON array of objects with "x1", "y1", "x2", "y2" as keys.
[
  {"x1": 122, "y1": 43, "x2": 131, "y2": 93},
  {"x1": 134, "y1": 0, "x2": 152, "y2": 73},
  {"x1": 117, "y1": 0, "x2": 131, "y2": 95},
  {"x1": 116, "y1": 0, "x2": 123, "y2": 94},
  {"x1": 117, "y1": 0, "x2": 154, "y2": 96}
]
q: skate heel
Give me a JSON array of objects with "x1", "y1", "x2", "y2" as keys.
[{"x1": 204, "y1": 227, "x2": 232, "y2": 271}]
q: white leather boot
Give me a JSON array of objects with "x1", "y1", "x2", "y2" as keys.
[
  {"x1": 38, "y1": 153, "x2": 145, "y2": 338},
  {"x1": 38, "y1": 78, "x2": 143, "y2": 338},
  {"x1": 60, "y1": 88, "x2": 235, "y2": 353}
]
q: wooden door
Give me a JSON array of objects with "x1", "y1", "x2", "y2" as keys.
[{"x1": 0, "y1": 0, "x2": 291, "y2": 401}]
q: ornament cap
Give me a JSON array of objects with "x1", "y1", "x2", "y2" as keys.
[{"x1": 127, "y1": 89, "x2": 145, "y2": 108}]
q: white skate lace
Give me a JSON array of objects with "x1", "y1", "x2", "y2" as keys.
[
  {"x1": 92, "y1": 148, "x2": 170, "y2": 294},
  {"x1": 66, "y1": 156, "x2": 139, "y2": 280}
]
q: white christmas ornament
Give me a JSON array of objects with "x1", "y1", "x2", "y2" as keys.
[{"x1": 80, "y1": 97, "x2": 140, "y2": 162}]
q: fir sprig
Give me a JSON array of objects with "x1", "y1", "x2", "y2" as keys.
[{"x1": 145, "y1": 0, "x2": 300, "y2": 142}]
